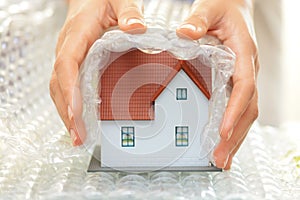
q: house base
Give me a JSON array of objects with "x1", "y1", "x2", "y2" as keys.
[{"x1": 87, "y1": 146, "x2": 222, "y2": 173}]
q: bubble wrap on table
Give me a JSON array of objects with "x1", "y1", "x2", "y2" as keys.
[{"x1": 1, "y1": 0, "x2": 300, "y2": 200}]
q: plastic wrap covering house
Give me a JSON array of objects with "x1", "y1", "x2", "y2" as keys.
[
  {"x1": 79, "y1": 27, "x2": 235, "y2": 172},
  {"x1": 78, "y1": 0, "x2": 235, "y2": 171}
]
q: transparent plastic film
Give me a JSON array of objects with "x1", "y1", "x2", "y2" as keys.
[{"x1": 77, "y1": 27, "x2": 235, "y2": 168}]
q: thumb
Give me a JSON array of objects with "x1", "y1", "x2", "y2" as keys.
[
  {"x1": 177, "y1": 0, "x2": 223, "y2": 40},
  {"x1": 111, "y1": 0, "x2": 146, "y2": 33}
]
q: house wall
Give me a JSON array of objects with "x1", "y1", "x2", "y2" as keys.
[{"x1": 100, "y1": 70, "x2": 210, "y2": 168}]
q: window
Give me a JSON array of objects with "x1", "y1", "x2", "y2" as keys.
[
  {"x1": 121, "y1": 127, "x2": 135, "y2": 147},
  {"x1": 176, "y1": 88, "x2": 187, "y2": 100},
  {"x1": 175, "y1": 126, "x2": 188, "y2": 146}
]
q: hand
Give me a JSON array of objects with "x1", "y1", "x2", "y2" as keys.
[
  {"x1": 177, "y1": 0, "x2": 259, "y2": 169},
  {"x1": 50, "y1": 0, "x2": 146, "y2": 145}
]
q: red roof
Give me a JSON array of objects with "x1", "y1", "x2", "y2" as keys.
[{"x1": 99, "y1": 50, "x2": 212, "y2": 120}]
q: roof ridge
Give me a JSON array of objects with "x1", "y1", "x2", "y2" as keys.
[
  {"x1": 180, "y1": 61, "x2": 211, "y2": 99},
  {"x1": 151, "y1": 60, "x2": 211, "y2": 101},
  {"x1": 151, "y1": 61, "x2": 182, "y2": 101}
]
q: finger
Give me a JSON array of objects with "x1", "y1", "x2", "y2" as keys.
[
  {"x1": 54, "y1": 3, "x2": 108, "y2": 145},
  {"x1": 176, "y1": 0, "x2": 224, "y2": 39},
  {"x1": 110, "y1": 0, "x2": 146, "y2": 33},
  {"x1": 49, "y1": 71, "x2": 85, "y2": 145},
  {"x1": 219, "y1": 49, "x2": 257, "y2": 140},
  {"x1": 50, "y1": 70, "x2": 70, "y2": 129},
  {"x1": 56, "y1": 30, "x2": 65, "y2": 56},
  {"x1": 214, "y1": 91, "x2": 258, "y2": 168},
  {"x1": 54, "y1": 5, "x2": 106, "y2": 117},
  {"x1": 70, "y1": 86, "x2": 86, "y2": 146},
  {"x1": 223, "y1": 133, "x2": 247, "y2": 170},
  {"x1": 214, "y1": 117, "x2": 250, "y2": 169},
  {"x1": 54, "y1": 45, "x2": 86, "y2": 145}
]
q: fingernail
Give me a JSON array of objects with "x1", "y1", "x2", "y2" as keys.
[
  {"x1": 71, "y1": 87, "x2": 85, "y2": 146},
  {"x1": 210, "y1": 153, "x2": 217, "y2": 167},
  {"x1": 72, "y1": 87, "x2": 83, "y2": 117},
  {"x1": 68, "y1": 105, "x2": 73, "y2": 121},
  {"x1": 179, "y1": 23, "x2": 197, "y2": 31},
  {"x1": 70, "y1": 129, "x2": 78, "y2": 144},
  {"x1": 224, "y1": 156, "x2": 230, "y2": 168},
  {"x1": 227, "y1": 129, "x2": 233, "y2": 141},
  {"x1": 224, "y1": 159, "x2": 232, "y2": 170},
  {"x1": 214, "y1": 153, "x2": 229, "y2": 169},
  {"x1": 126, "y1": 18, "x2": 145, "y2": 25},
  {"x1": 219, "y1": 115, "x2": 225, "y2": 133},
  {"x1": 221, "y1": 154, "x2": 230, "y2": 169},
  {"x1": 219, "y1": 116, "x2": 227, "y2": 139}
]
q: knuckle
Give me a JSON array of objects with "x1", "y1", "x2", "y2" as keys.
[
  {"x1": 64, "y1": 13, "x2": 92, "y2": 38},
  {"x1": 65, "y1": 13, "x2": 84, "y2": 30},
  {"x1": 241, "y1": 30, "x2": 257, "y2": 51},
  {"x1": 188, "y1": 13, "x2": 208, "y2": 29},
  {"x1": 244, "y1": 79, "x2": 256, "y2": 96},
  {"x1": 64, "y1": 13, "x2": 92, "y2": 36},
  {"x1": 54, "y1": 56, "x2": 64, "y2": 73},
  {"x1": 119, "y1": 7, "x2": 143, "y2": 20},
  {"x1": 56, "y1": 30, "x2": 65, "y2": 52},
  {"x1": 49, "y1": 75, "x2": 57, "y2": 101},
  {"x1": 247, "y1": 92, "x2": 259, "y2": 121},
  {"x1": 248, "y1": 39, "x2": 257, "y2": 52},
  {"x1": 230, "y1": 137, "x2": 240, "y2": 151},
  {"x1": 54, "y1": 54, "x2": 75, "y2": 74},
  {"x1": 255, "y1": 57, "x2": 260, "y2": 74},
  {"x1": 76, "y1": 31, "x2": 90, "y2": 49},
  {"x1": 57, "y1": 29, "x2": 65, "y2": 42},
  {"x1": 250, "y1": 105, "x2": 259, "y2": 121}
]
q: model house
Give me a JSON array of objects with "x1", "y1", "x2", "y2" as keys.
[{"x1": 98, "y1": 49, "x2": 214, "y2": 169}]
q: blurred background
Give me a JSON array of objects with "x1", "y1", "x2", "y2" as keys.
[{"x1": 255, "y1": 0, "x2": 300, "y2": 127}]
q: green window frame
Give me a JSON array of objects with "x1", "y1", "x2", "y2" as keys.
[
  {"x1": 176, "y1": 88, "x2": 187, "y2": 100},
  {"x1": 121, "y1": 127, "x2": 135, "y2": 147},
  {"x1": 175, "y1": 126, "x2": 188, "y2": 147}
]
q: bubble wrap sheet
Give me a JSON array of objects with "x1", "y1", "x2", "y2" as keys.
[{"x1": 1, "y1": 0, "x2": 300, "y2": 199}]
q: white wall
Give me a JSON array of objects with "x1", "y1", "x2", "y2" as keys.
[
  {"x1": 281, "y1": 0, "x2": 300, "y2": 124},
  {"x1": 255, "y1": 0, "x2": 300, "y2": 125},
  {"x1": 255, "y1": 0, "x2": 282, "y2": 125},
  {"x1": 100, "y1": 70, "x2": 209, "y2": 168}
]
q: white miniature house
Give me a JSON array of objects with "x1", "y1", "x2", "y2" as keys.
[{"x1": 98, "y1": 50, "x2": 215, "y2": 170}]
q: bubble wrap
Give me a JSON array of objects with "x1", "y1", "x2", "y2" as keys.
[{"x1": 1, "y1": 0, "x2": 300, "y2": 200}]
